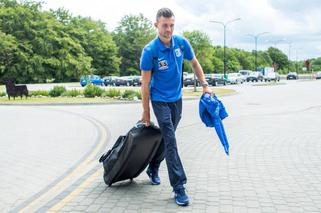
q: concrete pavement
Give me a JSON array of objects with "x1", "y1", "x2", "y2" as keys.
[{"x1": 1, "y1": 80, "x2": 321, "y2": 212}]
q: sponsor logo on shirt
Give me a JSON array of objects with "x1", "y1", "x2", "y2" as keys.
[{"x1": 158, "y1": 59, "x2": 168, "y2": 70}]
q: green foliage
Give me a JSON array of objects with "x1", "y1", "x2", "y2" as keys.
[
  {"x1": 0, "y1": 0, "x2": 92, "y2": 83},
  {"x1": 113, "y1": 14, "x2": 156, "y2": 76},
  {"x1": 49, "y1": 86, "x2": 66, "y2": 97},
  {"x1": 0, "y1": 91, "x2": 6, "y2": 97},
  {"x1": 122, "y1": 89, "x2": 138, "y2": 99},
  {"x1": 267, "y1": 47, "x2": 289, "y2": 71},
  {"x1": 30, "y1": 90, "x2": 49, "y2": 96},
  {"x1": 62, "y1": 89, "x2": 82, "y2": 97},
  {"x1": 64, "y1": 16, "x2": 121, "y2": 77},
  {"x1": 83, "y1": 84, "x2": 103, "y2": 97},
  {"x1": 103, "y1": 88, "x2": 121, "y2": 98},
  {"x1": 311, "y1": 57, "x2": 321, "y2": 71},
  {"x1": 183, "y1": 31, "x2": 214, "y2": 73},
  {"x1": 135, "y1": 90, "x2": 141, "y2": 99}
]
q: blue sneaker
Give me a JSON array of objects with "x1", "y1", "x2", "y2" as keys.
[
  {"x1": 174, "y1": 188, "x2": 189, "y2": 206},
  {"x1": 146, "y1": 167, "x2": 160, "y2": 185}
]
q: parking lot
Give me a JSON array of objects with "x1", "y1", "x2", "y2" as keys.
[{"x1": 1, "y1": 79, "x2": 321, "y2": 212}]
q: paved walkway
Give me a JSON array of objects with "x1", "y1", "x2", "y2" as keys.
[{"x1": 1, "y1": 80, "x2": 321, "y2": 212}]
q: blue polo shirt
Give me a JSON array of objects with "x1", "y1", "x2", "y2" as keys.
[{"x1": 140, "y1": 35, "x2": 195, "y2": 102}]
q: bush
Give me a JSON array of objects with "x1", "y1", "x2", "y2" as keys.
[
  {"x1": 30, "y1": 90, "x2": 49, "y2": 96},
  {"x1": 103, "y1": 88, "x2": 121, "y2": 98},
  {"x1": 122, "y1": 90, "x2": 138, "y2": 99},
  {"x1": 49, "y1": 86, "x2": 66, "y2": 97},
  {"x1": 0, "y1": 91, "x2": 6, "y2": 97},
  {"x1": 62, "y1": 89, "x2": 82, "y2": 97},
  {"x1": 135, "y1": 90, "x2": 141, "y2": 99},
  {"x1": 83, "y1": 84, "x2": 103, "y2": 97}
]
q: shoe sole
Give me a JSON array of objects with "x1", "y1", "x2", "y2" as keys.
[{"x1": 175, "y1": 200, "x2": 189, "y2": 206}]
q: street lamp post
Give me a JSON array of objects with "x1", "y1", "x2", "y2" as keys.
[
  {"x1": 210, "y1": 18, "x2": 241, "y2": 79},
  {"x1": 284, "y1": 41, "x2": 292, "y2": 72},
  {"x1": 246, "y1": 32, "x2": 268, "y2": 71}
]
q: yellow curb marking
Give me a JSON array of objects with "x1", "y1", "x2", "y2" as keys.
[
  {"x1": 19, "y1": 115, "x2": 107, "y2": 213},
  {"x1": 48, "y1": 168, "x2": 102, "y2": 212}
]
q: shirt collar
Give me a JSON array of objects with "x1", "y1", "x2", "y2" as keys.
[{"x1": 157, "y1": 36, "x2": 175, "y2": 51}]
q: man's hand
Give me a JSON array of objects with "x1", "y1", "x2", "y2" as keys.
[
  {"x1": 202, "y1": 85, "x2": 213, "y2": 95},
  {"x1": 141, "y1": 110, "x2": 151, "y2": 126}
]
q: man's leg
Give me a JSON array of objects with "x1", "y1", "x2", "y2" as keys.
[
  {"x1": 146, "y1": 138, "x2": 164, "y2": 185},
  {"x1": 151, "y1": 99, "x2": 186, "y2": 190}
]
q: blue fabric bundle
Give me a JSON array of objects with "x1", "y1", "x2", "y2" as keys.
[{"x1": 199, "y1": 93, "x2": 229, "y2": 155}]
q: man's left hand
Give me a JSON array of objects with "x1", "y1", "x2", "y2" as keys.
[{"x1": 202, "y1": 86, "x2": 213, "y2": 95}]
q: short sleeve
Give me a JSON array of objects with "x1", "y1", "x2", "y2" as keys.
[
  {"x1": 140, "y1": 47, "x2": 153, "y2": 71},
  {"x1": 183, "y1": 38, "x2": 195, "y2": 61}
]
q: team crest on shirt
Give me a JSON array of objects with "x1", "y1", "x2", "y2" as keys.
[
  {"x1": 158, "y1": 59, "x2": 168, "y2": 70},
  {"x1": 175, "y1": 48, "x2": 182, "y2": 57}
]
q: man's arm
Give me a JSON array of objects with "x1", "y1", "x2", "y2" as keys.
[
  {"x1": 141, "y1": 70, "x2": 152, "y2": 125},
  {"x1": 189, "y1": 57, "x2": 213, "y2": 94}
]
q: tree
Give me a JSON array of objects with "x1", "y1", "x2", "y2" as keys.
[
  {"x1": 61, "y1": 15, "x2": 121, "y2": 77},
  {"x1": 0, "y1": 0, "x2": 92, "y2": 83},
  {"x1": 113, "y1": 14, "x2": 156, "y2": 76},
  {"x1": 311, "y1": 57, "x2": 321, "y2": 71},
  {"x1": 267, "y1": 47, "x2": 288, "y2": 71},
  {"x1": 183, "y1": 30, "x2": 214, "y2": 73}
]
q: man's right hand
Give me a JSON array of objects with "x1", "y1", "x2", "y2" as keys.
[{"x1": 141, "y1": 110, "x2": 151, "y2": 126}]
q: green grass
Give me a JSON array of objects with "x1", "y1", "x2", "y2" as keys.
[
  {"x1": 0, "y1": 96, "x2": 119, "y2": 104},
  {"x1": 0, "y1": 85, "x2": 4, "y2": 92},
  {"x1": 183, "y1": 87, "x2": 236, "y2": 97},
  {"x1": 0, "y1": 86, "x2": 236, "y2": 105}
]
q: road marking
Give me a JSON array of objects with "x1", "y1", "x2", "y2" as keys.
[
  {"x1": 48, "y1": 168, "x2": 103, "y2": 212},
  {"x1": 18, "y1": 114, "x2": 108, "y2": 213}
]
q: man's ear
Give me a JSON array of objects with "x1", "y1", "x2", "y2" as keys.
[{"x1": 154, "y1": 22, "x2": 157, "y2": 28}]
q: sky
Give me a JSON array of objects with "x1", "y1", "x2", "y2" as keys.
[{"x1": 34, "y1": 0, "x2": 321, "y2": 60}]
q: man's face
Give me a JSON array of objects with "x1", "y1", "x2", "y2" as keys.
[{"x1": 155, "y1": 16, "x2": 175, "y2": 40}]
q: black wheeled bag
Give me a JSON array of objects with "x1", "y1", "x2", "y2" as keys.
[{"x1": 99, "y1": 122, "x2": 162, "y2": 186}]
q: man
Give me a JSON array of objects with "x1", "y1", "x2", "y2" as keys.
[{"x1": 140, "y1": 8, "x2": 212, "y2": 206}]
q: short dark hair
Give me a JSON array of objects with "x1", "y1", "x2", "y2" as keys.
[{"x1": 156, "y1": 8, "x2": 174, "y2": 21}]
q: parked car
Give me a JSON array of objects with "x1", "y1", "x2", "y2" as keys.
[
  {"x1": 114, "y1": 76, "x2": 130, "y2": 86},
  {"x1": 103, "y1": 76, "x2": 117, "y2": 86},
  {"x1": 80, "y1": 75, "x2": 104, "y2": 87},
  {"x1": 183, "y1": 73, "x2": 199, "y2": 87},
  {"x1": 205, "y1": 74, "x2": 227, "y2": 86},
  {"x1": 246, "y1": 71, "x2": 264, "y2": 82},
  {"x1": 238, "y1": 70, "x2": 252, "y2": 82},
  {"x1": 264, "y1": 72, "x2": 280, "y2": 82},
  {"x1": 131, "y1": 76, "x2": 141, "y2": 86},
  {"x1": 227, "y1": 73, "x2": 244, "y2": 84},
  {"x1": 286, "y1": 72, "x2": 298, "y2": 80}
]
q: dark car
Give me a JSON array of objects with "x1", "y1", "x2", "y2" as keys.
[
  {"x1": 183, "y1": 73, "x2": 199, "y2": 87},
  {"x1": 246, "y1": 71, "x2": 264, "y2": 82},
  {"x1": 103, "y1": 76, "x2": 117, "y2": 86},
  {"x1": 80, "y1": 75, "x2": 104, "y2": 87},
  {"x1": 114, "y1": 77, "x2": 130, "y2": 86},
  {"x1": 205, "y1": 74, "x2": 227, "y2": 86},
  {"x1": 286, "y1": 72, "x2": 298, "y2": 80},
  {"x1": 131, "y1": 76, "x2": 141, "y2": 86}
]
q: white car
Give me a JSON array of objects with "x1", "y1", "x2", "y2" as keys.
[
  {"x1": 316, "y1": 71, "x2": 321, "y2": 79},
  {"x1": 227, "y1": 73, "x2": 244, "y2": 84},
  {"x1": 264, "y1": 72, "x2": 280, "y2": 82},
  {"x1": 238, "y1": 70, "x2": 252, "y2": 82}
]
